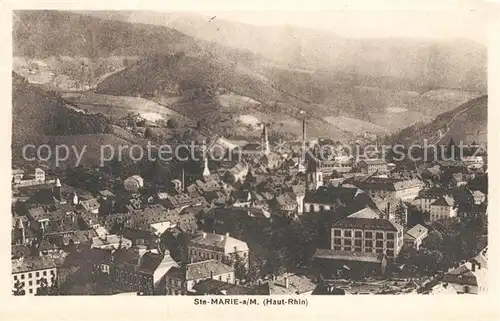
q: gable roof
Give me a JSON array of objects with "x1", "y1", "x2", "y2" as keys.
[{"x1": 431, "y1": 195, "x2": 455, "y2": 207}]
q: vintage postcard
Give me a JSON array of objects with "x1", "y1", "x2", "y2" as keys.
[{"x1": 1, "y1": 0, "x2": 499, "y2": 320}]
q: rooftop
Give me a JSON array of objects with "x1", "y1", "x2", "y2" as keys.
[
  {"x1": 332, "y1": 217, "x2": 401, "y2": 232},
  {"x1": 404, "y1": 224, "x2": 428, "y2": 240},
  {"x1": 12, "y1": 256, "x2": 58, "y2": 274},
  {"x1": 313, "y1": 249, "x2": 384, "y2": 264}
]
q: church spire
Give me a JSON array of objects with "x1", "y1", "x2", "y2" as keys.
[
  {"x1": 261, "y1": 123, "x2": 270, "y2": 155},
  {"x1": 202, "y1": 140, "x2": 211, "y2": 177}
]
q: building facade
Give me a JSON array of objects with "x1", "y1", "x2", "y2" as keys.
[{"x1": 330, "y1": 217, "x2": 404, "y2": 258}]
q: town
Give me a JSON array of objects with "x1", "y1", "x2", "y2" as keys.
[{"x1": 11, "y1": 115, "x2": 488, "y2": 296}]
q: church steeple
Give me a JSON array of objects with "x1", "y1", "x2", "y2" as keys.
[
  {"x1": 202, "y1": 140, "x2": 211, "y2": 177},
  {"x1": 261, "y1": 123, "x2": 270, "y2": 155},
  {"x1": 298, "y1": 111, "x2": 307, "y2": 173}
]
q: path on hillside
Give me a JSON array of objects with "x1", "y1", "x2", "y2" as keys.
[{"x1": 430, "y1": 99, "x2": 481, "y2": 145}]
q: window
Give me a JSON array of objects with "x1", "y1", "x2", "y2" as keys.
[
  {"x1": 334, "y1": 230, "x2": 341, "y2": 237},
  {"x1": 387, "y1": 232, "x2": 395, "y2": 239},
  {"x1": 354, "y1": 240, "x2": 362, "y2": 246},
  {"x1": 354, "y1": 247, "x2": 362, "y2": 252},
  {"x1": 14, "y1": 275, "x2": 17, "y2": 280},
  {"x1": 334, "y1": 238, "x2": 341, "y2": 245},
  {"x1": 219, "y1": 276, "x2": 222, "y2": 281},
  {"x1": 376, "y1": 241, "x2": 383, "y2": 248},
  {"x1": 355, "y1": 231, "x2": 362, "y2": 238},
  {"x1": 29, "y1": 281, "x2": 32, "y2": 286},
  {"x1": 29, "y1": 289, "x2": 33, "y2": 294},
  {"x1": 36, "y1": 280, "x2": 40, "y2": 285},
  {"x1": 343, "y1": 247, "x2": 352, "y2": 252},
  {"x1": 43, "y1": 271, "x2": 47, "y2": 276},
  {"x1": 344, "y1": 230, "x2": 352, "y2": 237},
  {"x1": 365, "y1": 240, "x2": 373, "y2": 247},
  {"x1": 386, "y1": 250, "x2": 394, "y2": 257},
  {"x1": 36, "y1": 272, "x2": 40, "y2": 277},
  {"x1": 334, "y1": 246, "x2": 341, "y2": 251},
  {"x1": 365, "y1": 232, "x2": 373, "y2": 239},
  {"x1": 376, "y1": 232, "x2": 384, "y2": 239},
  {"x1": 376, "y1": 249, "x2": 383, "y2": 254},
  {"x1": 344, "y1": 239, "x2": 352, "y2": 246},
  {"x1": 387, "y1": 241, "x2": 394, "y2": 248},
  {"x1": 365, "y1": 248, "x2": 372, "y2": 253}
]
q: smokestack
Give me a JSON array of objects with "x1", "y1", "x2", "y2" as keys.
[
  {"x1": 284, "y1": 276, "x2": 289, "y2": 289},
  {"x1": 181, "y1": 167, "x2": 185, "y2": 192}
]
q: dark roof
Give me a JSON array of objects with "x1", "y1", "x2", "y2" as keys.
[
  {"x1": 431, "y1": 195, "x2": 455, "y2": 207},
  {"x1": 192, "y1": 279, "x2": 253, "y2": 295},
  {"x1": 332, "y1": 217, "x2": 401, "y2": 231},
  {"x1": 304, "y1": 186, "x2": 360, "y2": 204}
]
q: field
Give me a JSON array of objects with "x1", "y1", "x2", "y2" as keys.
[{"x1": 64, "y1": 92, "x2": 191, "y2": 124}]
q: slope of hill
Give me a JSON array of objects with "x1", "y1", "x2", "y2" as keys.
[
  {"x1": 12, "y1": 73, "x2": 114, "y2": 159},
  {"x1": 85, "y1": 10, "x2": 487, "y2": 93},
  {"x1": 388, "y1": 95, "x2": 487, "y2": 146}
]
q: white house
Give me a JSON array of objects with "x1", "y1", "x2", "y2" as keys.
[
  {"x1": 430, "y1": 196, "x2": 458, "y2": 221},
  {"x1": 124, "y1": 175, "x2": 144, "y2": 192}
]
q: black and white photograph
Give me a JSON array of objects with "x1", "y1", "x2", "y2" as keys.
[{"x1": 9, "y1": 3, "x2": 491, "y2": 300}]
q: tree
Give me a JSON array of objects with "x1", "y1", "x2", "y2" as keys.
[
  {"x1": 36, "y1": 278, "x2": 49, "y2": 295},
  {"x1": 166, "y1": 118, "x2": 179, "y2": 129},
  {"x1": 233, "y1": 253, "x2": 247, "y2": 281},
  {"x1": 13, "y1": 279, "x2": 25, "y2": 295},
  {"x1": 422, "y1": 230, "x2": 443, "y2": 251}
]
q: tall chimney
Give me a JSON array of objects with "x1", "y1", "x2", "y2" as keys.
[
  {"x1": 181, "y1": 167, "x2": 185, "y2": 192},
  {"x1": 284, "y1": 276, "x2": 289, "y2": 289}
]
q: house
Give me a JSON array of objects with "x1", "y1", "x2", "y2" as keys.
[
  {"x1": 12, "y1": 256, "x2": 58, "y2": 295},
  {"x1": 303, "y1": 185, "x2": 363, "y2": 213},
  {"x1": 430, "y1": 195, "x2": 458, "y2": 221},
  {"x1": 357, "y1": 159, "x2": 388, "y2": 175},
  {"x1": 353, "y1": 177, "x2": 424, "y2": 201},
  {"x1": 415, "y1": 187, "x2": 448, "y2": 212},
  {"x1": 224, "y1": 161, "x2": 249, "y2": 183},
  {"x1": 165, "y1": 259, "x2": 235, "y2": 295},
  {"x1": 403, "y1": 224, "x2": 428, "y2": 250},
  {"x1": 330, "y1": 217, "x2": 404, "y2": 258},
  {"x1": 79, "y1": 198, "x2": 101, "y2": 214},
  {"x1": 253, "y1": 273, "x2": 317, "y2": 295},
  {"x1": 470, "y1": 189, "x2": 486, "y2": 205},
  {"x1": 443, "y1": 248, "x2": 488, "y2": 294},
  {"x1": 188, "y1": 232, "x2": 249, "y2": 267},
  {"x1": 97, "y1": 247, "x2": 179, "y2": 295},
  {"x1": 451, "y1": 173, "x2": 468, "y2": 187},
  {"x1": 275, "y1": 193, "x2": 299, "y2": 216},
  {"x1": 124, "y1": 175, "x2": 144, "y2": 192},
  {"x1": 12, "y1": 168, "x2": 25, "y2": 184}
]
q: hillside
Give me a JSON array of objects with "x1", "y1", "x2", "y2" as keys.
[
  {"x1": 388, "y1": 95, "x2": 487, "y2": 146},
  {"x1": 14, "y1": 10, "x2": 487, "y2": 141},
  {"x1": 85, "y1": 10, "x2": 488, "y2": 93},
  {"x1": 12, "y1": 73, "x2": 114, "y2": 159}
]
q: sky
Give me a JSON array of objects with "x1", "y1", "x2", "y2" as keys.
[{"x1": 197, "y1": 6, "x2": 492, "y2": 44}]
